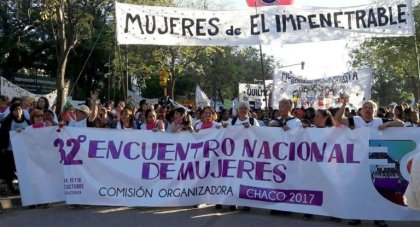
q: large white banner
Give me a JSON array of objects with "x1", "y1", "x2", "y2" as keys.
[
  {"x1": 116, "y1": 1, "x2": 414, "y2": 46},
  {"x1": 272, "y1": 68, "x2": 372, "y2": 109},
  {"x1": 10, "y1": 127, "x2": 420, "y2": 220},
  {"x1": 0, "y1": 76, "x2": 67, "y2": 105}
]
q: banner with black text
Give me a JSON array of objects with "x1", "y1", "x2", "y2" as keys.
[{"x1": 116, "y1": 0, "x2": 414, "y2": 46}]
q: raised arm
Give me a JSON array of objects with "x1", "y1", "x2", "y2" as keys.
[
  {"x1": 335, "y1": 97, "x2": 350, "y2": 126},
  {"x1": 89, "y1": 90, "x2": 98, "y2": 122}
]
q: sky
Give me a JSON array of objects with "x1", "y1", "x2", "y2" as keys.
[{"x1": 225, "y1": 0, "x2": 374, "y2": 79}]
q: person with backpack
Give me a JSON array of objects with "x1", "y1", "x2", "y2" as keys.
[
  {"x1": 272, "y1": 99, "x2": 302, "y2": 131},
  {"x1": 218, "y1": 101, "x2": 258, "y2": 211},
  {"x1": 230, "y1": 101, "x2": 259, "y2": 127}
]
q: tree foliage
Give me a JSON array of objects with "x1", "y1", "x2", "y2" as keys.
[
  {"x1": 0, "y1": 0, "x2": 277, "y2": 105},
  {"x1": 349, "y1": 3, "x2": 420, "y2": 105}
]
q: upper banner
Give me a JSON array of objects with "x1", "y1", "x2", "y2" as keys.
[
  {"x1": 115, "y1": 0, "x2": 414, "y2": 46},
  {"x1": 271, "y1": 68, "x2": 372, "y2": 109},
  {"x1": 10, "y1": 127, "x2": 420, "y2": 220}
]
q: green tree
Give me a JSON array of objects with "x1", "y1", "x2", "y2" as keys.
[
  {"x1": 349, "y1": 4, "x2": 420, "y2": 105},
  {"x1": 0, "y1": 0, "x2": 55, "y2": 77}
]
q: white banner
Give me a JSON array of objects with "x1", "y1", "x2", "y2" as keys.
[
  {"x1": 0, "y1": 76, "x2": 67, "y2": 105},
  {"x1": 272, "y1": 68, "x2": 372, "y2": 109},
  {"x1": 10, "y1": 127, "x2": 420, "y2": 220},
  {"x1": 115, "y1": 1, "x2": 414, "y2": 46}
]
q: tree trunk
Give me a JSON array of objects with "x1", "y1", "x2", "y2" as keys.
[{"x1": 55, "y1": 0, "x2": 72, "y2": 115}]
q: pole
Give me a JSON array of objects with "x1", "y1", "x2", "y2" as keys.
[
  {"x1": 125, "y1": 45, "x2": 129, "y2": 102},
  {"x1": 414, "y1": 32, "x2": 420, "y2": 102},
  {"x1": 258, "y1": 45, "x2": 268, "y2": 110},
  {"x1": 108, "y1": 54, "x2": 111, "y2": 101},
  {"x1": 252, "y1": 5, "x2": 268, "y2": 110}
]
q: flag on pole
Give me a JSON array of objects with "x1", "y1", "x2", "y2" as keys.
[
  {"x1": 195, "y1": 85, "x2": 211, "y2": 108},
  {"x1": 246, "y1": 0, "x2": 294, "y2": 7}
]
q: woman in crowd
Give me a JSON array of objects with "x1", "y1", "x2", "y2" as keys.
[
  {"x1": 394, "y1": 105, "x2": 404, "y2": 121},
  {"x1": 226, "y1": 101, "x2": 259, "y2": 211},
  {"x1": 268, "y1": 109, "x2": 280, "y2": 127},
  {"x1": 335, "y1": 99, "x2": 404, "y2": 130},
  {"x1": 30, "y1": 109, "x2": 46, "y2": 128},
  {"x1": 114, "y1": 107, "x2": 136, "y2": 130},
  {"x1": 312, "y1": 109, "x2": 335, "y2": 128},
  {"x1": 0, "y1": 103, "x2": 29, "y2": 195},
  {"x1": 218, "y1": 108, "x2": 232, "y2": 127},
  {"x1": 302, "y1": 108, "x2": 340, "y2": 221},
  {"x1": 194, "y1": 106, "x2": 221, "y2": 132},
  {"x1": 335, "y1": 98, "x2": 403, "y2": 226},
  {"x1": 405, "y1": 110, "x2": 419, "y2": 127},
  {"x1": 95, "y1": 106, "x2": 112, "y2": 128},
  {"x1": 230, "y1": 101, "x2": 259, "y2": 128},
  {"x1": 44, "y1": 109, "x2": 58, "y2": 126},
  {"x1": 36, "y1": 97, "x2": 58, "y2": 124},
  {"x1": 170, "y1": 107, "x2": 193, "y2": 133},
  {"x1": 60, "y1": 100, "x2": 76, "y2": 125},
  {"x1": 142, "y1": 109, "x2": 165, "y2": 131},
  {"x1": 255, "y1": 109, "x2": 266, "y2": 126}
]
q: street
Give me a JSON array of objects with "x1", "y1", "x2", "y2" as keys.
[{"x1": 1, "y1": 204, "x2": 419, "y2": 227}]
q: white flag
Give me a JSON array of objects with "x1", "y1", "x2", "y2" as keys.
[{"x1": 195, "y1": 85, "x2": 211, "y2": 108}]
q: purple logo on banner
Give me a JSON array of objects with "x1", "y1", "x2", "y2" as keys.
[{"x1": 239, "y1": 185, "x2": 323, "y2": 206}]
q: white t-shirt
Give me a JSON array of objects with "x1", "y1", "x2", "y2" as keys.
[
  {"x1": 232, "y1": 117, "x2": 260, "y2": 127},
  {"x1": 405, "y1": 122, "x2": 420, "y2": 127},
  {"x1": 219, "y1": 118, "x2": 232, "y2": 125},
  {"x1": 195, "y1": 121, "x2": 221, "y2": 130},
  {"x1": 353, "y1": 116, "x2": 383, "y2": 128}
]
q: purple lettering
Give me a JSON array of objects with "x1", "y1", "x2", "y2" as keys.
[
  {"x1": 257, "y1": 141, "x2": 271, "y2": 159},
  {"x1": 221, "y1": 138, "x2": 235, "y2": 156},
  {"x1": 142, "y1": 163, "x2": 159, "y2": 179},
  {"x1": 242, "y1": 139, "x2": 257, "y2": 157},
  {"x1": 203, "y1": 139, "x2": 220, "y2": 158},
  {"x1": 272, "y1": 142, "x2": 288, "y2": 160},
  {"x1": 142, "y1": 142, "x2": 157, "y2": 160},
  {"x1": 346, "y1": 144, "x2": 360, "y2": 163},
  {"x1": 195, "y1": 161, "x2": 210, "y2": 179},
  {"x1": 273, "y1": 164, "x2": 287, "y2": 183},
  {"x1": 328, "y1": 144, "x2": 345, "y2": 163},
  {"x1": 157, "y1": 143, "x2": 175, "y2": 161},
  {"x1": 297, "y1": 142, "x2": 310, "y2": 161},
  {"x1": 88, "y1": 140, "x2": 106, "y2": 158},
  {"x1": 177, "y1": 162, "x2": 195, "y2": 180},
  {"x1": 107, "y1": 141, "x2": 124, "y2": 159},
  {"x1": 123, "y1": 142, "x2": 140, "y2": 160},
  {"x1": 255, "y1": 162, "x2": 271, "y2": 181},
  {"x1": 237, "y1": 160, "x2": 255, "y2": 179},
  {"x1": 311, "y1": 142, "x2": 327, "y2": 162},
  {"x1": 221, "y1": 159, "x2": 235, "y2": 178},
  {"x1": 159, "y1": 163, "x2": 175, "y2": 179}
]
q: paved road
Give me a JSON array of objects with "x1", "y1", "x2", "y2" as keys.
[{"x1": 1, "y1": 205, "x2": 419, "y2": 227}]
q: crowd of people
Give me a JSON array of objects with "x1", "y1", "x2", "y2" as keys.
[{"x1": 0, "y1": 91, "x2": 419, "y2": 226}]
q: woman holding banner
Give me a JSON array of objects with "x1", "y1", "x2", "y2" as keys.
[
  {"x1": 170, "y1": 107, "x2": 193, "y2": 133},
  {"x1": 114, "y1": 107, "x2": 137, "y2": 130},
  {"x1": 194, "y1": 106, "x2": 221, "y2": 132},
  {"x1": 0, "y1": 103, "x2": 29, "y2": 195},
  {"x1": 335, "y1": 98, "x2": 403, "y2": 226},
  {"x1": 142, "y1": 109, "x2": 165, "y2": 131}
]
